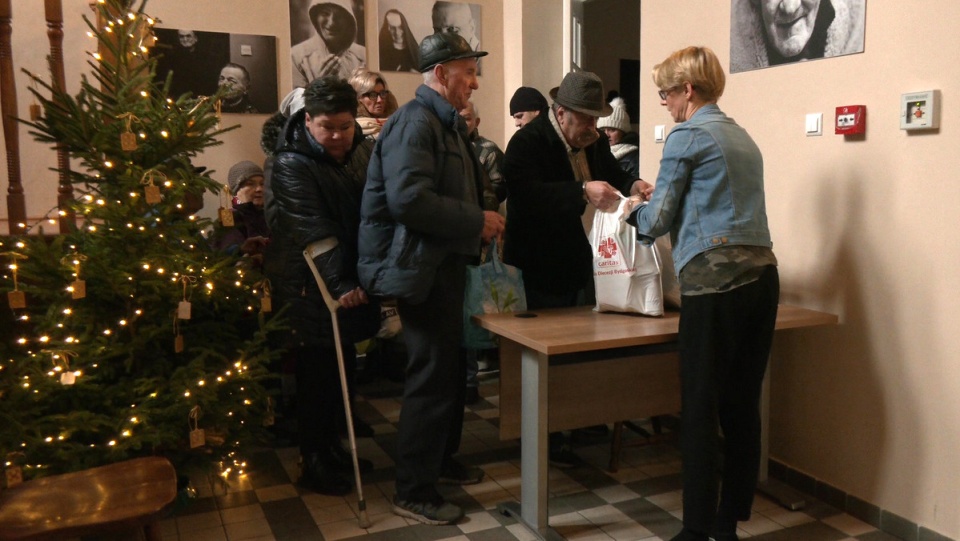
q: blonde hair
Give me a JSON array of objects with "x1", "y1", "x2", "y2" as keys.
[
  {"x1": 652, "y1": 46, "x2": 725, "y2": 103},
  {"x1": 348, "y1": 68, "x2": 398, "y2": 117}
]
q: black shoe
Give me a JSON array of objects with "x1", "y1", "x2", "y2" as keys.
[
  {"x1": 298, "y1": 453, "x2": 351, "y2": 496},
  {"x1": 327, "y1": 442, "x2": 373, "y2": 474},
  {"x1": 548, "y1": 444, "x2": 581, "y2": 468},
  {"x1": 392, "y1": 495, "x2": 464, "y2": 525},
  {"x1": 438, "y1": 459, "x2": 484, "y2": 485},
  {"x1": 669, "y1": 529, "x2": 710, "y2": 541},
  {"x1": 711, "y1": 534, "x2": 740, "y2": 541},
  {"x1": 464, "y1": 386, "x2": 480, "y2": 405}
]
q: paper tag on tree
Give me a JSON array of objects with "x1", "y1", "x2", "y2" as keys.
[
  {"x1": 175, "y1": 334, "x2": 184, "y2": 353},
  {"x1": 189, "y1": 428, "x2": 206, "y2": 448},
  {"x1": 71, "y1": 279, "x2": 86, "y2": 299},
  {"x1": 144, "y1": 184, "x2": 161, "y2": 205},
  {"x1": 120, "y1": 131, "x2": 138, "y2": 151},
  {"x1": 260, "y1": 296, "x2": 272, "y2": 313},
  {"x1": 60, "y1": 371, "x2": 76, "y2": 385},
  {"x1": 29, "y1": 103, "x2": 42, "y2": 121},
  {"x1": 178, "y1": 300, "x2": 191, "y2": 320},
  {"x1": 5, "y1": 466, "x2": 22, "y2": 488},
  {"x1": 219, "y1": 207, "x2": 234, "y2": 227},
  {"x1": 7, "y1": 290, "x2": 25, "y2": 309}
]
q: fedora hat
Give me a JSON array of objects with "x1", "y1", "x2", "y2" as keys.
[
  {"x1": 419, "y1": 32, "x2": 488, "y2": 72},
  {"x1": 549, "y1": 71, "x2": 612, "y2": 117}
]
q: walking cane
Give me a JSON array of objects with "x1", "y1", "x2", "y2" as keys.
[{"x1": 303, "y1": 240, "x2": 372, "y2": 529}]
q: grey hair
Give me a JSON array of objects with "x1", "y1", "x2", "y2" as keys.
[{"x1": 423, "y1": 69, "x2": 438, "y2": 85}]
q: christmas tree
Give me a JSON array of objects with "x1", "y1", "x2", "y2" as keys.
[{"x1": 0, "y1": 0, "x2": 278, "y2": 483}]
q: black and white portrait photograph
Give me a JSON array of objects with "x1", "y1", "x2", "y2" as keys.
[
  {"x1": 289, "y1": 0, "x2": 367, "y2": 87},
  {"x1": 377, "y1": 0, "x2": 482, "y2": 74},
  {"x1": 152, "y1": 29, "x2": 279, "y2": 115},
  {"x1": 729, "y1": 0, "x2": 866, "y2": 73}
]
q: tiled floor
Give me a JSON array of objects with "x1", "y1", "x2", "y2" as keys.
[{"x1": 157, "y1": 374, "x2": 903, "y2": 541}]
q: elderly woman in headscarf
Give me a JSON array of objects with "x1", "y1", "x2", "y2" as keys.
[
  {"x1": 347, "y1": 68, "x2": 398, "y2": 138},
  {"x1": 378, "y1": 9, "x2": 419, "y2": 72}
]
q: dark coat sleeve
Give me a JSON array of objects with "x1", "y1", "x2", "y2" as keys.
[
  {"x1": 379, "y1": 115, "x2": 484, "y2": 240},
  {"x1": 267, "y1": 152, "x2": 357, "y2": 298},
  {"x1": 589, "y1": 132, "x2": 637, "y2": 195},
  {"x1": 502, "y1": 121, "x2": 586, "y2": 222}
]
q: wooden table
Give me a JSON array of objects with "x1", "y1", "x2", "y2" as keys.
[
  {"x1": 475, "y1": 304, "x2": 837, "y2": 541},
  {"x1": 0, "y1": 456, "x2": 177, "y2": 541}
]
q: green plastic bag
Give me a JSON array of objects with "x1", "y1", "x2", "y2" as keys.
[{"x1": 462, "y1": 240, "x2": 527, "y2": 349}]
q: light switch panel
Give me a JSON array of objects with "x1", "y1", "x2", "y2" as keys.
[{"x1": 805, "y1": 113, "x2": 822, "y2": 136}]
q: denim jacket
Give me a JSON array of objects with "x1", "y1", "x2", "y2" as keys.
[{"x1": 629, "y1": 104, "x2": 772, "y2": 273}]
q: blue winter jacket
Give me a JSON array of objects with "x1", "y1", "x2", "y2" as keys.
[
  {"x1": 357, "y1": 85, "x2": 485, "y2": 304},
  {"x1": 629, "y1": 104, "x2": 772, "y2": 273}
]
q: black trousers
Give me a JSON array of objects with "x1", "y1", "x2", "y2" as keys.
[
  {"x1": 678, "y1": 265, "x2": 779, "y2": 534},
  {"x1": 296, "y1": 341, "x2": 354, "y2": 455},
  {"x1": 394, "y1": 255, "x2": 468, "y2": 502}
]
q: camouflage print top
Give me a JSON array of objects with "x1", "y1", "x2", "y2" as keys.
[{"x1": 679, "y1": 245, "x2": 777, "y2": 296}]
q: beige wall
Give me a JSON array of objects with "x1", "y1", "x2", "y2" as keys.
[
  {"x1": 0, "y1": 0, "x2": 505, "y2": 223},
  {"x1": 641, "y1": 2, "x2": 960, "y2": 538}
]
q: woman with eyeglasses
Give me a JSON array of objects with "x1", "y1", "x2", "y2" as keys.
[
  {"x1": 348, "y1": 68, "x2": 399, "y2": 138},
  {"x1": 625, "y1": 46, "x2": 779, "y2": 541}
]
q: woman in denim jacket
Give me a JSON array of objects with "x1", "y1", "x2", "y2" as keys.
[{"x1": 626, "y1": 46, "x2": 779, "y2": 541}]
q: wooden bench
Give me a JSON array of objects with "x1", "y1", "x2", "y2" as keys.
[{"x1": 0, "y1": 456, "x2": 177, "y2": 541}]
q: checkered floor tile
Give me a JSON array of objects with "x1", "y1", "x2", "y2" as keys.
[{"x1": 153, "y1": 374, "x2": 902, "y2": 541}]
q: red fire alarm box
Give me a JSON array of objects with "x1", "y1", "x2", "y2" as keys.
[{"x1": 835, "y1": 105, "x2": 866, "y2": 135}]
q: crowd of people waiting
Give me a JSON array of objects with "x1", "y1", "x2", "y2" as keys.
[{"x1": 211, "y1": 30, "x2": 777, "y2": 540}]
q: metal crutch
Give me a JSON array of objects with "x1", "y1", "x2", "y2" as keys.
[{"x1": 303, "y1": 240, "x2": 372, "y2": 529}]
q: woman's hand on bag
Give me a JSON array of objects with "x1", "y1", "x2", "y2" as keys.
[
  {"x1": 623, "y1": 195, "x2": 645, "y2": 215},
  {"x1": 339, "y1": 287, "x2": 368, "y2": 308},
  {"x1": 584, "y1": 181, "x2": 621, "y2": 211},
  {"x1": 630, "y1": 180, "x2": 654, "y2": 201}
]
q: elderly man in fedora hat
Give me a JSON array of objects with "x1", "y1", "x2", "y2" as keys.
[
  {"x1": 502, "y1": 71, "x2": 644, "y2": 466},
  {"x1": 358, "y1": 32, "x2": 505, "y2": 526}
]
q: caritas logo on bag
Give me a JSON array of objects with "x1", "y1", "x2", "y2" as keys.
[{"x1": 596, "y1": 237, "x2": 621, "y2": 268}]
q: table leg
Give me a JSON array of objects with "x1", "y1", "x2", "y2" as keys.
[
  {"x1": 497, "y1": 347, "x2": 564, "y2": 540},
  {"x1": 757, "y1": 366, "x2": 807, "y2": 510}
]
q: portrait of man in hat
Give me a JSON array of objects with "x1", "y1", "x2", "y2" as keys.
[{"x1": 501, "y1": 70, "x2": 644, "y2": 468}]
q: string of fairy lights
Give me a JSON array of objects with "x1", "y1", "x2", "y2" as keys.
[{"x1": 1, "y1": 1, "x2": 269, "y2": 482}]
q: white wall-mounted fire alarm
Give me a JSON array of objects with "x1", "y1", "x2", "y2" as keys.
[{"x1": 900, "y1": 90, "x2": 940, "y2": 131}]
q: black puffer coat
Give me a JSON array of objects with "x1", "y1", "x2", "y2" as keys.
[{"x1": 264, "y1": 109, "x2": 378, "y2": 348}]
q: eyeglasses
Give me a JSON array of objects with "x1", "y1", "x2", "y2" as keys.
[
  {"x1": 361, "y1": 90, "x2": 391, "y2": 101},
  {"x1": 658, "y1": 87, "x2": 679, "y2": 100},
  {"x1": 658, "y1": 85, "x2": 692, "y2": 100}
]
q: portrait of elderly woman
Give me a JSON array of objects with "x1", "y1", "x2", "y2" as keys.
[
  {"x1": 378, "y1": 9, "x2": 420, "y2": 72},
  {"x1": 730, "y1": 0, "x2": 865, "y2": 73},
  {"x1": 377, "y1": 0, "x2": 482, "y2": 74},
  {"x1": 290, "y1": 0, "x2": 367, "y2": 86}
]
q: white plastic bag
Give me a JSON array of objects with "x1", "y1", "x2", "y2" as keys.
[{"x1": 590, "y1": 197, "x2": 664, "y2": 316}]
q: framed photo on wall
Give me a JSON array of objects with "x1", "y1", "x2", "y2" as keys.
[
  {"x1": 152, "y1": 28, "x2": 279, "y2": 114},
  {"x1": 377, "y1": 0, "x2": 482, "y2": 74},
  {"x1": 729, "y1": 0, "x2": 866, "y2": 73},
  {"x1": 289, "y1": 0, "x2": 367, "y2": 87}
]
